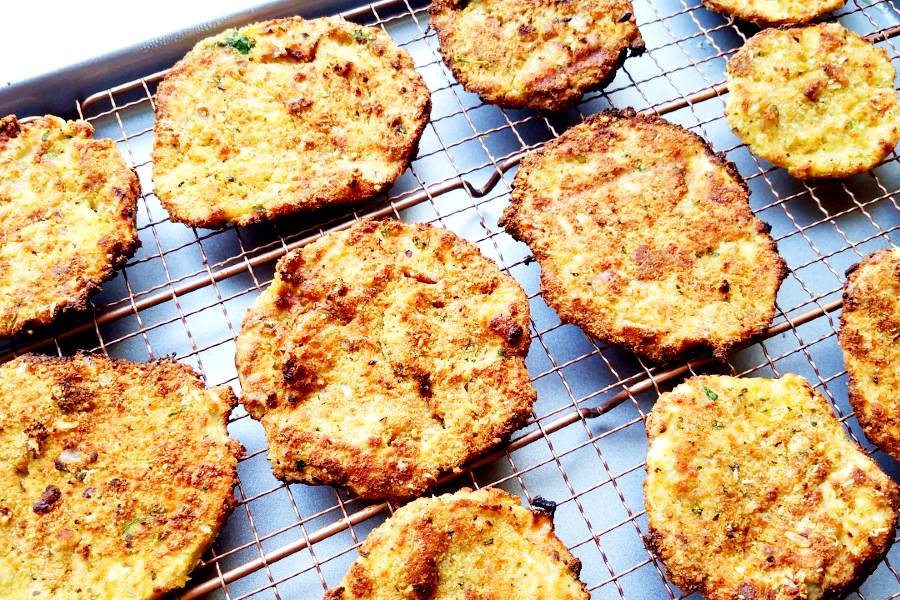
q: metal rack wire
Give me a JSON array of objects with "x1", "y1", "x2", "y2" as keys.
[{"x1": 5, "y1": 0, "x2": 900, "y2": 597}]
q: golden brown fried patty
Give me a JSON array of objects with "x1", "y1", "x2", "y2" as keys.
[
  {"x1": 0, "y1": 115, "x2": 140, "y2": 337},
  {"x1": 429, "y1": 0, "x2": 642, "y2": 111},
  {"x1": 235, "y1": 220, "x2": 535, "y2": 500},
  {"x1": 645, "y1": 374, "x2": 899, "y2": 600},
  {"x1": 840, "y1": 247, "x2": 900, "y2": 461},
  {"x1": 702, "y1": 0, "x2": 845, "y2": 26},
  {"x1": 324, "y1": 487, "x2": 588, "y2": 599},
  {"x1": 726, "y1": 24, "x2": 900, "y2": 180},
  {"x1": 153, "y1": 17, "x2": 431, "y2": 228},
  {"x1": 500, "y1": 109, "x2": 786, "y2": 362},
  {"x1": 0, "y1": 353, "x2": 241, "y2": 599}
]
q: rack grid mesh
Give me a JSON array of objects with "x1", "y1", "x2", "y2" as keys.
[{"x1": 6, "y1": 0, "x2": 900, "y2": 597}]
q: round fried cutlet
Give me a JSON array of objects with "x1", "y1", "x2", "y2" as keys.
[
  {"x1": 0, "y1": 115, "x2": 140, "y2": 337},
  {"x1": 0, "y1": 353, "x2": 241, "y2": 599},
  {"x1": 645, "y1": 374, "x2": 900, "y2": 600},
  {"x1": 152, "y1": 17, "x2": 431, "y2": 228},
  {"x1": 500, "y1": 109, "x2": 786, "y2": 363},
  {"x1": 840, "y1": 247, "x2": 900, "y2": 461},
  {"x1": 702, "y1": 0, "x2": 845, "y2": 26},
  {"x1": 726, "y1": 24, "x2": 900, "y2": 180},
  {"x1": 324, "y1": 487, "x2": 588, "y2": 599},
  {"x1": 235, "y1": 219, "x2": 535, "y2": 500},
  {"x1": 429, "y1": 0, "x2": 642, "y2": 111}
]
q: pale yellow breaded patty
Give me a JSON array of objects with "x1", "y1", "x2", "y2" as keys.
[
  {"x1": 429, "y1": 0, "x2": 642, "y2": 111},
  {"x1": 500, "y1": 109, "x2": 786, "y2": 362},
  {"x1": 702, "y1": 0, "x2": 845, "y2": 26},
  {"x1": 153, "y1": 17, "x2": 430, "y2": 228},
  {"x1": 840, "y1": 247, "x2": 900, "y2": 461},
  {"x1": 726, "y1": 24, "x2": 900, "y2": 180},
  {"x1": 645, "y1": 374, "x2": 899, "y2": 600},
  {"x1": 324, "y1": 487, "x2": 588, "y2": 599},
  {"x1": 0, "y1": 115, "x2": 140, "y2": 337},
  {"x1": 235, "y1": 220, "x2": 535, "y2": 500},
  {"x1": 0, "y1": 353, "x2": 242, "y2": 599}
]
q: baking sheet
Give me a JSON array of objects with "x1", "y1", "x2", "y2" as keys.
[{"x1": 3, "y1": 0, "x2": 900, "y2": 597}]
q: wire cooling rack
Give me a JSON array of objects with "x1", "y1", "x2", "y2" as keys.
[{"x1": 5, "y1": 0, "x2": 900, "y2": 597}]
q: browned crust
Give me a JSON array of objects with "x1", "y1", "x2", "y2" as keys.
[
  {"x1": 500, "y1": 108, "x2": 788, "y2": 363},
  {"x1": 840, "y1": 248, "x2": 900, "y2": 461},
  {"x1": 235, "y1": 219, "x2": 536, "y2": 500},
  {"x1": 701, "y1": 0, "x2": 846, "y2": 26},
  {"x1": 643, "y1": 375, "x2": 900, "y2": 600},
  {"x1": 324, "y1": 487, "x2": 589, "y2": 599},
  {"x1": 0, "y1": 352, "x2": 242, "y2": 599},
  {"x1": 428, "y1": 0, "x2": 643, "y2": 111},
  {"x1": 152, "y1": 17, "x2": 431, "y2": 229},
  {"x1": 646, "y1": 514, "x2": 897, "y2": 600},
  {"x1": 0, "y1": 115, "x2": 141, "y2": 338},
  {"x1": 725, "y1": 24, "x2": 899, "y2": 180},
  {"x1": 268, "y1": 395, "x2": 534, "y2": 501}
]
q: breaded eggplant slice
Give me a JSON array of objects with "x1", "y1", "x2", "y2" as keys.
[
  {"x1": 324, "y1": 487, "x2": 588, "y2": 599},
  {"x1": 0, "y1": 115, "x2": 140, "y2": 337},
  {"x1": 702, "y1": 0, "x2": 846, "y2": 26},
  {"x1": 235, "y1": 220, "x2": 535, "y2": 500},
  {"x1": 840, "y1": 247, "x2": 900, "y2": 460},
  {"x1": 500, "y1": 109, "x2": 786, "y2": 362},
  {"x1": 429, "y1": 0, "x2": 642, "y2": 111},
  {"x1": 726, "y1": 24, "x2": 900, "y2": 179},
  {"x1": 645, "y1": 374, "x2": 899, "y2": 600},
  {"x1": 0, "y1": 353, "x2": 242, "y2": 599},
  {"x1": 153, "y1": 17, "x2": 431, "y2": 228}
]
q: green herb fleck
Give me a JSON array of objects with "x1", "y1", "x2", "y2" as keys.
[
  {"x1": 45, "y1": 152, "x2": 59, "y2": 160},
  {"x1": 712, "y1": 420, "x2": 724, "y2": 430},
  {"x1": 395, "y1": 122, "x2": 408, "y2": 135},
  {"x1": 811, "y1": 420, "x2": 818, "y2": 427},
  {"x1": 498, "y1": 348, "x2": 509, "y2": 359},
  {"x1": 251, "y1": 205, "x2": 266, "y2": 213},
  {"x1": 703, "y1": 386, "x2": 718, "y2": 402},
  {"x1": 219, "y1": 30, "x2": 255, "y2": 54},
  {"x1": 483, "y1": 538, "x2": 494, "y2": 545},
  {"x1": 454, "y1": 55, "x2": 490, "y2": 66},
  {"x1": 122, "y1": 516, "x2": 146, "y2": 540},
  {"x1": 226, "y1": 175, "x2": 235, "y2": 183},
  {"x1": 690, "y1": 506, "x2": 703, "y2": 515},
  {"x1": 168, "y1": 407, "x2": 184, "y2": 418},
  {"x1": 352, "y1": 29, "x2": 377, "y2": 43}
]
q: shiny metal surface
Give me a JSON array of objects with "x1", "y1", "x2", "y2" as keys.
[{"x1": 2, "y1": 0, "x2": 899, "y2": 597}]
